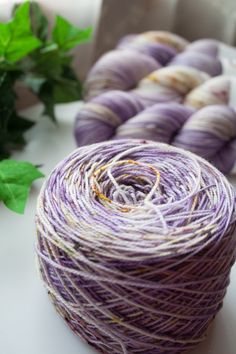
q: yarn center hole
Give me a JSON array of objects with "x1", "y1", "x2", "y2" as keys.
[{"x1": 92, "y1": 160, "x2": 161, "y2": 208}]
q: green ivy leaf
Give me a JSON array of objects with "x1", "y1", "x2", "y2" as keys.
[
  {"x1": 38, "y1": 81, "x2": 56, "y2": 121},
  {"x1": 52, "y1": 16, "x2": 92, "y2": 51},
  {"x1": 53, "y1": 77, "x2": 82, "y2": 103},
  {"x1": 52, "y1": 81, "x2": 80, "y2": 103},
  {"x1": 0, "y1": 2, "x2": 41, "y2": 63},
  {"x1": 0, "y1": 160, "x2": 44, "y2": 213},
  {"x1": 33, "y1": 48, "x2": 63, "y2": 77},
  {"x1": 0, "y1": 72, "x2": 16, "y2": 128},
  {"x1": 0, "y1": 114, "x2": 35, "y2": 160},
  {"x1": 0, "y1": 2, "x2": 91, "y2": 156},
  {"x1": 29, "y1": 2, "x2": 49, "y2": 41},
  {"x1": 0, "y1": 71, "x2": 34, "y2": 157}
]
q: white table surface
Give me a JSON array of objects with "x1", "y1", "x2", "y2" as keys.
[{"x1": 0, "y1": 100, "x2": 236, "y2": 354}]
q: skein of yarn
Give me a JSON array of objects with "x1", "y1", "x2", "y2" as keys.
[
  {"x1": 169, "y1": 51, "x2": 221, "y2": 77},
  {"x1": 74, "y1": 74, "x2": 236, "y2": 173},
  {"x1": 84, "y1": 50, "x2": 161, "y2": 101},
  {"x1": 114, "y1": 104, "x2": 236, "y2": 174},
  {"x1": 185, "y1": 76, "x2": 230, "y2": 108},
  {"x1": 133, "y1": 65, "x2": 209, "y2": 106},
  {"x1": 118, "y1": 31, "x2": 189, "y2": 52},
  {"x1": 84, "y1": 31, "x2": 222, "y2": 101},
  {"x1": 168, "y1": 39, "x2": 222, "y2": 77},
  {"x1": 74, "y1": 91, "x2": 144, "y2": 145},
  {"x1": 75, "y1": 29, "x2": 236, "y2": 171},
  {"x1": 74, "y1": 66, "x2": 211, "y2": 145},
  {"x1": 36, "y1": 140, "x2": 236, "y2": 354}
]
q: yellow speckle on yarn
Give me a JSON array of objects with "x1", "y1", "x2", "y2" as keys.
[
  {"x1": 109, "y1": 316, "x2": 123, "y2": 324},
  {"x1": 147, "y1": 73, "x2": 159, "y2": 82}
]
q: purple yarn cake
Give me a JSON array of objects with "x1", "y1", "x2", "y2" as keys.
[{"x1": 36, "y1": 140, "x2": 236, "y2": 354}]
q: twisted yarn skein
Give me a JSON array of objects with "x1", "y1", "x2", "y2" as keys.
[
  {"x1": 132, "y1": 65, "x2": 209, "y2": 106},
  {"x1": 185, "y1": 76, "x2": 230, "y2": 108},
  {"x1": 36, "y1": 140, "x2": 236, "y2": 354},
  {"x1": 74, "y1": 65, "x2": 211, "y2": 145},
  {"x1": 74, "y1": 74, "x2": 236, "y2": 173},
  {"x1": 74, "y1": 31, "x2": 234, "y2": 171},
  {"x1": 84, "y1": 31, "x2": 222, "y2": 101},
  {"x1": 114, "y1": 104, "x2": 236, "y2": 174}
]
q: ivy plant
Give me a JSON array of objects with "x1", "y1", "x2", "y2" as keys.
[{"x1": 0, "y1": 1, "x2": 91, "y2": 213}]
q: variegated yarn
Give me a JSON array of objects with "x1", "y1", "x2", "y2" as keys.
[
  {"x1": 84, "y1": 31, "x2": 222, "y2": 101},
  {"x1": 74, "y1": 31, "x2": 236, "y2": 172},
  {"x1": 185, "y1": 76, "x2": 230, "y2": 108},
  {"x1": 114, "y1": 103, "x2": 236, "y2": 174},
  {"x1": 36, "y1": 140, "x2": 236, "y2": 354},
  {"x1": 74, "y1": 75, "x2": 236, "y2": 173}
]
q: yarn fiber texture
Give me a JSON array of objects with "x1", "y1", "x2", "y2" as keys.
[{"x1": 36, "y1": 140, "x2": 236, "y2": 354}]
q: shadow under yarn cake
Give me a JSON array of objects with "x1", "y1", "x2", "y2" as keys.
[{"x1": 36, "y1": 140, "x2": 236, "y2": 354}]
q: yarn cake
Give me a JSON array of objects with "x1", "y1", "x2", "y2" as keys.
[{"x1": 36, "y1": 140, "x2": 236, "y2": 354}]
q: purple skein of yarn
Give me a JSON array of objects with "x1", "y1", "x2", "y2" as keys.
[
  {"x1": 186, "y1": 39, "x2": 219, "y2": 57},
  {"x1": 84, "y1": 50, "x2": 161, "y2": 101},
  {"x1": 117, "y1": 40, "x2": 178, "y2": 66},
  {"x1": 169, "y1": 51, "x2": 222, "y2": 77},
  {"x1": 75, "y1": 65, "x2": 210, "y2": 147},
  {"x1": 84, "y1": 32, "x2": 222, "y2": 101},
  {"x1": 114, "y1": 103, "x2": 236, "y2": 174},
  {"x1": 74, "y1": 74, "x2": 235, "y2": 173},
  {"x1": 74, "y1": 91, "x2": 144, "y2": 146},
  {"x1": 36, "y1": 139, "x2": 236, "y2": 354},
  {"x1": 114, "y1": 103, "x2": 195, "y2": 144}
]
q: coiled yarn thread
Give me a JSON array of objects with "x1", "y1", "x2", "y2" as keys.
[{"x1": 36, "y1": 140, "x2": 236, "y2": 354}]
